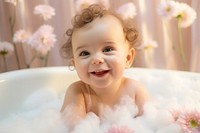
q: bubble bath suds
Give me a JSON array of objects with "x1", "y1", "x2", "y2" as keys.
[{"x1": 0, "y1": 72, "x2": 200, "y2": 133}]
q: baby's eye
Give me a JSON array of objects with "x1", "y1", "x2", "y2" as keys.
[
  {"x1": 103, "y1": 47, "x2": 114, "y2": 53},
  {"x1": 79, "y1": 51, "x2": 90, "y2": 56}
]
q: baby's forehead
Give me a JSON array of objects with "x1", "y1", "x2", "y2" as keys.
[
  {"x1": 71, "y1": 15, "x2": 127, "y2": 48},
  {"x1": 99, "y1": 14, "x2": 123, "y2": 25}
]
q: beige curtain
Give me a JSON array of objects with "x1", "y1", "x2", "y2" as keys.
[{"x1": 0, "y1": 0, "x2": 199, "y2": 72}]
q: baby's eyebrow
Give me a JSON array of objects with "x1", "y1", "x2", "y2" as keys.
[
  {"x1": 104, "y1": 41, "x2": 115, "y2": 44},
  {"x1": 102, "y1": 41, "x2": 117, "y2": 46},
  {"x1": 75, "y1": 45, "x2": 89, "y2": 52}
]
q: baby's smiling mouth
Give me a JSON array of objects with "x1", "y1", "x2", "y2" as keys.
[{"x1": 90, "y1": 70, "x2": 110, "y2": 77}]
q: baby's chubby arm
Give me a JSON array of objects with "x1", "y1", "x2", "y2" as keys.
[
  {"x1": 134, "y1": 81, "x2": 149, "y2": 115},
  {"x1": 125, "y1": 78, "x2": 149, "y2": 115},
  {"x1": 60, "y1": 81, "x2": 87, "y2": 128}
]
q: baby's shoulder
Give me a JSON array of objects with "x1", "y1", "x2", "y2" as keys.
[
  {"x1": 123, "y1": 77, "x2": 147, "y2": 96},
  {"x1": 68, "y1": 80, "x2": 85, "y2": 88},
  {"x1": 61, "y1": 81, "x2": 87, "y2": 112},
  {"x1": 66, "y1": 80, "x2": 86, "y2": 94},
  {"x1": 123, "y1": 77, "x2": 149, "y2": 113},
  {"x1": 124, "y1": 77, "x2": 144, "y2": 90}
]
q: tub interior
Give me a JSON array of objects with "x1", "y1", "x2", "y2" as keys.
[
  {"x1": 0, "y1": 67, "x2": 200, "y2": 133},
  {"x1": 1, "y1": 67, "x2": 199, "y2": 120},
  {"x1": 0, "y1": 67, "x2": 79, "y2": 120}
]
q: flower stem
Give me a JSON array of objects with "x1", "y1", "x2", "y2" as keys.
[
  {"x1": 43, "y1": 52, "x2": 49, "y2": 67},
  {"x1": 2, "y1": 55, "x2": 8, "y2": 72},
  {"x1": 164, "y1": 22, "x2": 176, "y2": 51},
  {"x1": 27, "y1": 54, "x2": 37, "y2": 68},
  {"x1": 9, "y1": 5, "x2": 21, "y2": 69},
  {"x1": 177, "y1": 18, "x2": 187, "y2": 71}
]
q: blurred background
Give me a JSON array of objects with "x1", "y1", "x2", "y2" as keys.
[{"x1": 0, "y1": 0, "x2": 199, "y2": 73}]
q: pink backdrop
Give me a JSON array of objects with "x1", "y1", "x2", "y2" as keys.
[{"x1": 0, "y1": 0, "x2": 199, "y2": 72}]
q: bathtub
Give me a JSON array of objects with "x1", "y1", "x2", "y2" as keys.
[{"x1": 0, "y1": 67, "x2": 200, "y2": 133}]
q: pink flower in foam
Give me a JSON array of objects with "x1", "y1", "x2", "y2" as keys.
[
  {"x1": 170, "y1": 109, "x2": 180, "y2": 121},
  {"x1": 27, "y1": 24, "x2": 56, "y2": 55},
  {"x1": 177, "y1": 110, "x2": 200, "y2": 133},
  {"x1": 106, "y1": 125, "x2": 134, "y2": 133}
]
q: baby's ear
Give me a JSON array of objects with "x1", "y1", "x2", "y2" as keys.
[
  {"x1": 125, "y1": 48, "x2": 135, "y2": 68},
  {"x1": 68, "y1": 58, "x2": 76, "y2": 71},
  {"x1": 71, "y1": 58, "x2": 75, "y2": 67}
]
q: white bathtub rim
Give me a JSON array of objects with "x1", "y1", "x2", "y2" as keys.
[
  {"x1": 1, "y1": 66, "x2": 200, "y2": 78},
  {"x1": 0, "y1": 66, "x2": 200, "y2": 120}
]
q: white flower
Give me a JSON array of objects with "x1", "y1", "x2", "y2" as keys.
[
  {"x1": 75, "y1": 0, "x2": 110, "y2": 12},
  {"x1": 97, "y1": 0, "x2": 110, "y2": 9},
  {"x1": 4, "y1": 0, "x2": 16, "y2": 6},
  {"x1": 75, "y1": 0, "x2": 97, "y2": 12},
  {"x1": 137, "y1": 39, "x2": 158, "y2": 50},
  {"x1": 0, "y1": 41, "x2": 14, "y2": 55},
  {"x1": 157, "y1": 0, "x2": 179, "y2": 20},
  {"x1": 175, "y1": 3, "x2": 197, "y2": 28},
  {"x1": 13, "y1": 29, "x2": 31, "y2": 43},
  {"x1": 34, "y1": 5, "x2": 56, "y2": 21},
  {"x1": 116, "y1": 2, "x2": 137, "y2": 20},
  {"x1": 158, "y1": 1, "x2": 197, "y2": 28},
  {"x1": 28, "y1": 25, "x2": 57, "y2": 55},
  {"x1": 4, "y1": 0, "x2": 21, "y2": 6}
]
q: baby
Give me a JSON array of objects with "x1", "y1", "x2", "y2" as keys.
[{"x1": 60, "y1": 4, "x2": 149, "y2": 129}]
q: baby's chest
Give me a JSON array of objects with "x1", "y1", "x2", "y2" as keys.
[{"x1": 86, "y1": 93, "x2": 136, "y2": 115}]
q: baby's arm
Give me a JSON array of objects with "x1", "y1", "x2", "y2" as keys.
[
  {"x1": 60, "y1": 81, "x2": 87, "y2": 129},
  {"x1": 134, "y1": 81, "x2": 149, "y2": 115}
]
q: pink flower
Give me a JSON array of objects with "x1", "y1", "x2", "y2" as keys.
[
  {"x1": 34, "y1": 5, "x2": 56, "y2": 21},
  {"x1": 157, "y1": 0, "x2": 179, "y2": 20},
  {"x1": 170, "y1": 109, "x2": 181, "y2": 121},
  {"x1": 106, "y1": 125, "x2": 134, "y2": 133},
  {"x1": 75, "y1": 0, "x2": 97, "y2": 12},
  {"x1": 97, "y1": 0, "x2": 110, "y2": 9},
  {"x1": 137, "y1": 39, "x2": 158, "y2": 50},
  {"x1": 175, "y1": 3, "x2": 197, "y2": 28},
  {"x1": 178, "y1": 110, "x2": 200, "y2": 133},
  {"x1": 158, "y1": 1, "x2": 197, "y2": 28},
  {"x1": 13, "y1": 29, "x2": 30, "y2": 43},
  {"x1": 116, "y1": 2, "x2": 137, "y2": 20},
  {"x1": 75, "y1": 0, "x2": 110, "y2": 12},
  {"x1": 0, "y1": 41, "x2": 14, "y2": 55},
  {"x1": 27, "y1": 24, "x2": 56, "y2": 55}
]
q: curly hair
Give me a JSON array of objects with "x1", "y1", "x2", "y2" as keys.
[{"x1": 61, "y1": 4, "x2": 139, "y2": 59}]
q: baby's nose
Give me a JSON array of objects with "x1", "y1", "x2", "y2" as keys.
[{"x1": 92, "y1": 56, "x2": 104, "y2": 65}]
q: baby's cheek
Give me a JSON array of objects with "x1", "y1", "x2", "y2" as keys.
[
  {"x1": 108, "y1": 55, "x2": 126, "y2": 64},
  {"x1": 75, "y1": 59, "x2": 88, "y2": 67}
]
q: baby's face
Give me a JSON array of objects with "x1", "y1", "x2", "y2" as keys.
[{"x1": 71, "y1": 15, "x2": 134, "y2": 91}]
